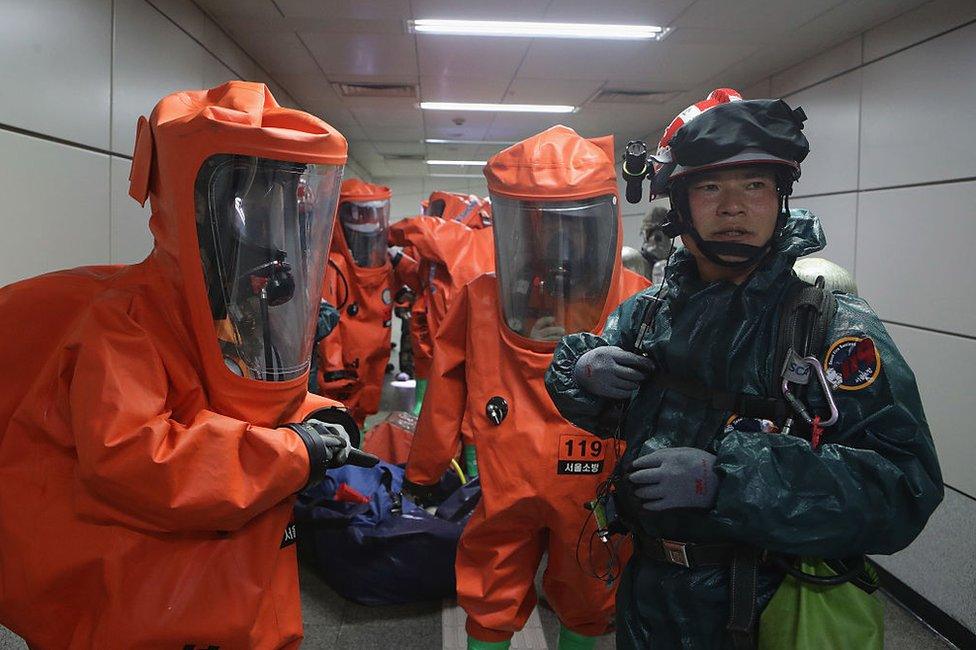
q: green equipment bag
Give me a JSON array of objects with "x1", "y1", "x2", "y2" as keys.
[{"x1": 758, "y1": 558, "x2": 884, "y2": 649}]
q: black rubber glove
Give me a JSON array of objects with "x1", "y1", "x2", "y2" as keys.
[
  {"x1": 401, "y1": 479, "x2": 440, "y2": 509},
  {"x1": 285, "y1": 420, "x2": 353, "y2": 490}
]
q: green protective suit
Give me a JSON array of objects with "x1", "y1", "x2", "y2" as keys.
[{"x1": 545, "y1": 210, "x2": 943, "y2": 649}]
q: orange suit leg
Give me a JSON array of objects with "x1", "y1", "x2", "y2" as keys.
[
  {"x1": 540, "y1": 500, "x2": 618, "y2": 638},
  {"x1": 457, "y1": 500, "x2": 546, "y2": 643}
]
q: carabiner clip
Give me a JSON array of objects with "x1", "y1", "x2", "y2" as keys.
[{"x1": 781, "y1": 353, "x2": 839, "y2": 427}]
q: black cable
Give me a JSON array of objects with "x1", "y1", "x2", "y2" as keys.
[
  {"x1": 328, "y1": 258, "x2": 350, "y2": 309},
  {"x1": 572, "y1": 239, "x2": 677, "y2": 583}
]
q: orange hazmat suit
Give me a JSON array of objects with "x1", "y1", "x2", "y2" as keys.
[
  {"x1": 388, "y1": 191, "x2": 493, "y2": 381},
  {"x1": 0, "y1": 82, "x2": 349, "y2": 649},
  {"x1": 315, "y1": 179, "x2": 394, "y2": 427},
  {"x1": 405, "y1": 126, "x2": 650, "y2": 643}
]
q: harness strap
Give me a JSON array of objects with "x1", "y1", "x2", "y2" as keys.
[{"x1": 728, "y1": 546, "x2": 762, "y2": 649}]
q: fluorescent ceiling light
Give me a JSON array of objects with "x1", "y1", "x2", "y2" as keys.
[
  {"x1": 412, "y1": 19, "x2": 666, "y2": 40},
  {"x1": 421, "y1": 101, "x2": 575, "y2": 113},
  {"x1": 425, "y1": 138, "x2": 515, "y2": 145},
  {"x1": 430, "y1": 173, "x2": 485, "y2": 178},
  {"x1": 426, "y1": 160, "x2": 487, "y2": 166}
]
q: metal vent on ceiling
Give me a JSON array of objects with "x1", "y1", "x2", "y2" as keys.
[
  {"x1": 592, "y1": 89, "x2": 679, "y2": 104},
  {"x1": 332, "y1": 82, "x2": 417, "y2": 98}
]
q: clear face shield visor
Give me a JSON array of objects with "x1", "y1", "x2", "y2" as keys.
[
  {"x1": 195, "y1": 154, "x2": 343, "y2": 381},
  {"x1": 339, "y1": 198, "x2": 390, "y2": 268},
  {"x1": 491, "y1": 193, "x2": 618, "y2": 341}
]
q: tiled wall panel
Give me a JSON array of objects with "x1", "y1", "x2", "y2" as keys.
[
  {"x1": 859, "y1": 22, "x2": 976, "y2": 189},
  {"x1": 0, "y1": 131, "x2": 110, "y2": 285},
  {"x1": 856, "y1": 182, "x2": 976, "y2": 337},
  {"x1": 787, "y1": 71, "x2": 862, "y2": 196},
  {"x1": 0, "y1": 0, "x2": 111, "y2": 149},
  {"x1": 886, "y1": 323, "x2": 976, "y2": 496}
]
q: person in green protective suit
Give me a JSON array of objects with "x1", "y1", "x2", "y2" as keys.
[{"x1": 544, "y1": 88, "x2": 943, "y2": 649}]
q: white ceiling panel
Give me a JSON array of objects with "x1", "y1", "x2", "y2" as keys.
[
  {"x1": 301, "y1": 32, "x2": 418, "y2": 76},
  {"x1": 423, "y1": 112, "x2": 494, "y2": 141},
  {"x1": 229, "y1": 31, "x2": 320, "y2": 75},
  {"x1": 483, "y1": 114, "x2": 577, "y2": 141},
  {"x1": 542, "y1": 0, "x2": 695, "y2": 24},
  {"x1": 564, "y1": 104, "x2": 675, "y2": 141},
  {"x1": 364, "y1": 124, "x2": 427, "y2": 141},
  {"x1": 196, "y1": 0, "x2": 280, "y2": 19},
  {"x1": 371, "y1": 140, "x2": 426, "y2": 156},
  {"x1": 312, "y1": 105, "x2": 360, "y2": 129},
  {"x1": 425, "y1": 143, "x2": 511, "y2": 160},
  {"x1": 503, "y1": 78, "x2": 604, "y2": 105},
  {"x1": 411, "y1": 0, "x2": 551, "y2": 20},
  {"x1": 517, "y1": 39, "x2": 655, "y2": 80},
  {"x1": 274, "y1": 0, "x2": 412, "y2": 20},
  {"x1": 417, "y1": 35, "x2": 531, "y2": 78},
  {"x1": 384, "y1": 159, "x2": 429, "y2": 175},
  {"x1": 665, "y1": 27, "x2": 786, "y2": 46},
  {"x1": 420, "y1": 76, "x2": 511, "y2": 102},
  {"x1": 328, "y1": 121, "x2": 369, "y2": 141},
  {"x1": 350, "y1": 104, "x2": 423, "y2": 128},
  {"x1": 271, "y1": 72, "x2": 343, "y2": 106},
  {"x1": 517, "y1": 38, "x2": 761, "y2": 85},
  {"x1": 615, "y1": 40, "x2": 766, "y2": 84},
  {"x1": 221, "y1": 16, "x2": 405, "y2": 35},
  {"x1": 675, "y1": 0, "x2": 845, "y2": 34},
  {"x1": 423, "y1": 110, "x2": 496, "y2": 131}
]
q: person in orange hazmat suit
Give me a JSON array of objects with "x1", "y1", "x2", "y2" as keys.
[
  {"x1": 0, "y1": 82, "x2": 364, "y2": 650},
  {"x1": 390, "y1": 191, "x2": 492, "y2": 394},
  {"x1": 314, "y1": 179, "x2": 396, "y2": 428},
  {"x1": 402, "y1": 126, "x2": 650, "y2": 650},
  {"x1": 389, "y1": 190, "x2": 495, "y2": 464}
]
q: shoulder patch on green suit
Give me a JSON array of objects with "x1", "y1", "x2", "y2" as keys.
[{"x1": 823, "y1": 336, "x2": 881, "y2": 391}]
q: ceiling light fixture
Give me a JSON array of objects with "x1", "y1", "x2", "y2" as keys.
[
  {"x1": 411, "y1": 19, "x2": 667, "y2": 40},
  {"x1": 426, "y1": 159, "x2": 487, "y2": 166},
  {"x1": 425, "y1": 138, "x2": 515, "y2": 145},
  {"x1": 421, "y1": 101, "x2": 576, "y2": 113}
]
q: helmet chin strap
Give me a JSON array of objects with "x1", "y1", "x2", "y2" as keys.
[{"x1": 664, "y1": 185, "x2": 791, "y2": 269}]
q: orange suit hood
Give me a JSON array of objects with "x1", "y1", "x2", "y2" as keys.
[
  {"x1": 340, "y1": 178, "x2": 391, "y2": 202},
  {"x1": 127, "y1": 81, "x2": 347, "y2": 425},
  {"x1": 484, "y1": 125, "x2": 626, "y2": 350},
  {"x1": 427, "y1": 190, "x2": 492, "y2": 229},
  {"x1": 484, "y1": 125, "x2": 617, "y2": 201}
]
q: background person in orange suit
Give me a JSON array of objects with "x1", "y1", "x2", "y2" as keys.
[
  {"x1": 402, "y1": 126, "x2": 649, "y2": 650},
  {"x1": 389, "y1": 191, "x2": 494, "y2": 475},
  {"x1": 314, "y1": 179, "x2": 395, "y2": 429},
  {"x1": 0, "y1": 82, "x2": 364, "y2": 650}
]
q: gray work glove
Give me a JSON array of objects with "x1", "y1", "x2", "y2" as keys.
[
  {"x1": 629, "y1": 447, "x2": 719, "y2": 511},
  {"x1": 306, "y1": 419, "x2": 353, "y2": 468},
  {"x1": 572, "y1": 345, "x2": 655, "y2": 399}
]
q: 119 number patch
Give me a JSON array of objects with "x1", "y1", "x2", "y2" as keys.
[{"x1": 557, "y1": 434, "x2": 605, "y2": 475}]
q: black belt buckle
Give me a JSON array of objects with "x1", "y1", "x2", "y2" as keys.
[{"x1": 661, "y1": 539, "x2": 691, "y2": 567}]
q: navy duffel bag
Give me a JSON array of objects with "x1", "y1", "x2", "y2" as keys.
[{"x1": 295, "y1": 461, "x2": 480, "y2": 606}]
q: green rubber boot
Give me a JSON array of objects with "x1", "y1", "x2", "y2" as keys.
[
  {"x1": 412, "y1": 378, "x2": 428, "y2": 416},
  {"x1": 558, "y1": 625, "x2": 598, "y2": 650},
  {"x1": 466, "y1": 636, "x2": 510, "y2": 650},
  {"x1": 463, "y1": 444, "x2": 479, "y2": 479}
]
